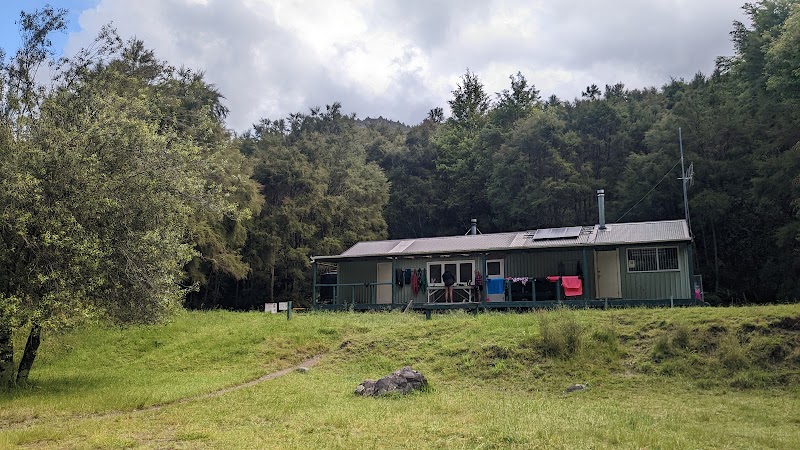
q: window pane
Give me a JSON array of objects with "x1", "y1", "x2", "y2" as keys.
[
  {"x1": 459, "y1": 263, "x2": 473, "y2": 283},
  {"x1": 658, "y1": 247, "x2": 679, "y2": 270},
  {"x1": 444, "y1": 264, "x2": 457, "y2": 281},
  {"x1": 628, "y1": 248, "x2": 657, "y2": 272},
  {"x1": 430, "y1": 264, "x2": 441, "y2": 283},
  {"x1": 487, "y1": 261, "x2": 501, "y2": 276}
]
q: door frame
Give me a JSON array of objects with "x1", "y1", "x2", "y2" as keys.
[
  {"x1": 594, "y1": 249, "x2": 622, "y2": 299},
  {"x1": 376, "y1": 262, "x2": 392, "y2": 304}
]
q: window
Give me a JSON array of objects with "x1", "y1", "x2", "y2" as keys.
[
  {"x1": 627, "y1": 247, "x2": 679, "y2": 272},
  {"x1": 459, "y1": 263, "x2": 473, "y2": 283},
  {"x1": 430, "y1": 264, "x2": 442, "y2": 284},
  {"x1": 487, "y1": 260, "x2": 502, "y2": 277},
  {"x1": 428, "y1": 260, "x2": 474, "y2": 285}
]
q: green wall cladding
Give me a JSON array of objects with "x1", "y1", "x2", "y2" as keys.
[
  {"x1": 616, "y1": 244, "x2": 691, "y2": 300},
  {"x1": 331, "y1": 243, "x2": 691, "y2": 304}
]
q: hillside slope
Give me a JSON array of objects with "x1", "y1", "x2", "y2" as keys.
[{"x1": 1, "y1": 305, "x2": 798, "y2": 448}]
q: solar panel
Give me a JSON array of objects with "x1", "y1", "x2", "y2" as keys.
[
  {"x1": 388, "y1": 240, "x2": 415, "y2": 253},
  {"x1": 531, "y1": 226, "x2": 582, "y2": 240}
]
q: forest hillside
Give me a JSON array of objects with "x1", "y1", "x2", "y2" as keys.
[{"x1": 0, "y1": 1, "x2": 798, "y2": 347}]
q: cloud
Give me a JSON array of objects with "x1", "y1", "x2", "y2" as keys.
[{"x1": 64, "y1": 0, "x2": 746, "y2": 131}]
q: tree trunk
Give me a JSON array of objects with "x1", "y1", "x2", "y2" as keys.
[
  {"x1": 701, "y1": 223, "x2": 709, "y2": 274},
  {"x1": 0, "y1": 322, "x2": 14, "y2": 389},
  {"x1": 711, "y1": 222, "x2": 720, "y2": 294},
  {"x1": 16, "y1": 323, "x2": 41, "y2": 385},
  {"x1": 269, "y1": 264, "x2": 275, "y2": 304}
]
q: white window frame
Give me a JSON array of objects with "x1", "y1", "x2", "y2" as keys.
[
  {"x1": 626, "y1": 246, "x2": 680, "y2": 273},
  {"x1": 486, "y1": 259, "x2": 504, "y2": 278},
  {"x1": 427, "y1": 260, "x2": 474, "y2": 286}
]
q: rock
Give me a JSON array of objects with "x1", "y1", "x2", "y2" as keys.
[
  {"x1": 564, "y1": 383, "x2": 587, "y2": 394},
  {"x1": 354, "y1": 366, "x2": 428, "y2": 397},
  {"x1": 296, "y1": 367, "x2": 309, "y2": 374}
]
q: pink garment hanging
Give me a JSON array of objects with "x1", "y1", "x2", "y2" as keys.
[
  {"x1": 561, "y1": 276, "x2": 583, "y2": 297},
  {"x1": 411, "y1": 269, "x2": 419, "y2": 295},
  {"x1": 546, "y1": 276, "x2": 560, "y2": 283}
]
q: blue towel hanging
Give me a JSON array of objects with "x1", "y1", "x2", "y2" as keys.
[{"x1": 487, "y1": 278, "x2": 505, "y2": 295}]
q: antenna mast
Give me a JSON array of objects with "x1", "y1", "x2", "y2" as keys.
[{"x1": 679, "y1": 128, "x2": 691, "y2": 233}]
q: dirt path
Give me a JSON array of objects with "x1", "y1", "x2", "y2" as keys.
[
  {"x1": 1, "y1": 354, "x2": 324, "y2": 429},
  {"x1": 134, "y1": 353, "x2": 323, "y2": 414}
]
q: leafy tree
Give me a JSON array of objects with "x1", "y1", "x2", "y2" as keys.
[
  {"x1": 486, "y1": 109, "x2": 589, "y2": 229},
  {"x1": 0, "y1": 11, "x2": 249, "y2": 387},
  {"x1": 492, "y1": 72, "x2": 540, "y2": 128},
  {"x1": 581, "y1": 84, "x2": 601, "y2": 100},
  {"x1": 427, "y1": 107, "x2": 444, "y2": 123},
  {"x1": 237, "y1": 104, "x2": 389, "y2": 306},
  {"x1": 381, "y1": 118, "x2": 446, "y2": 238},
  {"x1": 447, "y1": 69, "x2": 491, "y2": 129}
]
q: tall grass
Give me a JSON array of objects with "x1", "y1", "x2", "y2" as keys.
[{"x1": 538, "y1": 308, "x2": 584, "y2": 358}]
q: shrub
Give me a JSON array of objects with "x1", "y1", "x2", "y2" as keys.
[{"x1": 538, "y1": 309, "x2": 584, "y2": 359}]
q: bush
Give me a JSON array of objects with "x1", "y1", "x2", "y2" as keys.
[{"x1": 538, "y1": 309, "x2": 584, "y2": 359}]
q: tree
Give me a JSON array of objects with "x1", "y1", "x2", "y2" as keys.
[
  {"x1": 486, "y1": 109, "x2": 589, "y2": 229},
  {"x1": 581, "y1": 84, "x2": 601, "y2": 100},
  {"x1": 238, "y1": 104, "x2": 389, "y2": 306},
  {"x1": 0, "y1": 11, "x2": 248, "y2": 387},
  {"x1": 447, "y1": 69, "x2": 491, "y2": 129},
  {"x1": 492, "y1": 72, "x2": 540, "y2": 128}
]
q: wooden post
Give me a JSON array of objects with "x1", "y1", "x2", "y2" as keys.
[
  {"x1": 287, "y1": 301, "x2": 293, "y2": 320},
  {"x1": 311, "y1": 261, "x2": 318, "y2": 308},
  {"x1": 483, "y1": 254, "x2": 488, "y2": 305},
  {"x1": 392, "y1": 257, "x2": 397, "y2": 305},
  {"x1": 687, "y1": 244, "x2": 695, "y2": 302},
  {"x1": 582, "y1": 248, "x2": 589, "y2": 300},
  {"x1": 556, "y1": 278, "x2": 562, "y2": 303}
]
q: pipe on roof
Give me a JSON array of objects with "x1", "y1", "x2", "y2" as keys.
[{"x1": 598, "y1": 190, "x2": 606, "y2": 230}]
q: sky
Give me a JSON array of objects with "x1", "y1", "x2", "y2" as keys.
[{"x1": 1, "y1": 0, "x2": 748, "y2": 132}]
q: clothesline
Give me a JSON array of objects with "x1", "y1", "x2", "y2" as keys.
[
  {"x1": 497, "y1": 276, "x2": 585, "y2": 285},
  {"x1": 487, "y1": 275, "x2": 584, "y2": 297}
]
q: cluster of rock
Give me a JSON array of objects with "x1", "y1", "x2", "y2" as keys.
[{"x1": 354, "y1": 366, "x2": 427, "y2": 396}]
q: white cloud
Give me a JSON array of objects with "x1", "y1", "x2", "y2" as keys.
[{"x1": 64, "y1": 0, "x2": 746, "y2": 131}]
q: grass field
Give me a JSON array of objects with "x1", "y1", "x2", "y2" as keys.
[{"x1": 1, "y1": 304, "x2": 799, "y2": 449}]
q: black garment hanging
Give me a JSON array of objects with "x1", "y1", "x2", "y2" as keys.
[{"x1": 404, "y1": 268, "x2": 412, "y2": 285}]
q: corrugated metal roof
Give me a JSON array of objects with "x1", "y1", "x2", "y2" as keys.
[
  {"x1": 592, "y1": 220, "x2": 690, "y2": 245},
  {"x1": 316, "y1": 220, "x2": 690, "y2": 261},
  {"x1": 340, "y1": 232, "x2": 520, "y2": 258}
]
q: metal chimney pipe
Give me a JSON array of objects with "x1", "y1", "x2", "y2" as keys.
[
  {"x1": 597, "y1": 190, "x2": 606, "y2": 230},
  {"x1": 470, "y1": 218, "x2": 477, "y2": 235}
]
